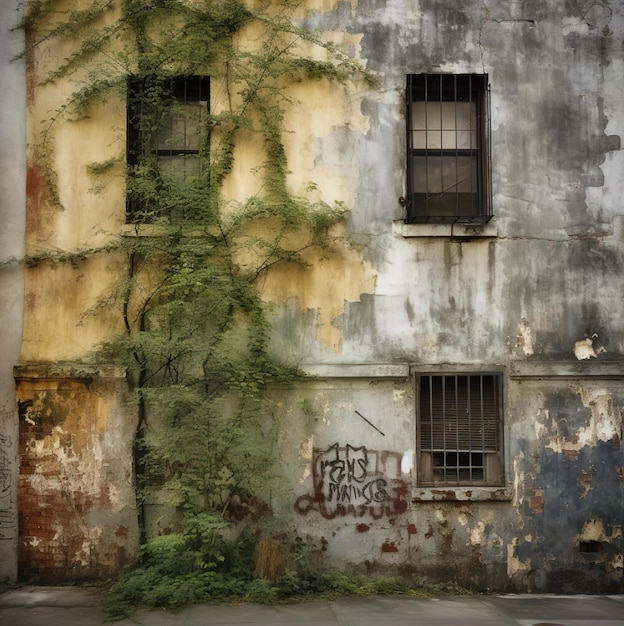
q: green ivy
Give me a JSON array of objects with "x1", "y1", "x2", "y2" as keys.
[{"x1": 22, "y1": 0, "x2": 373, "y2": 602}]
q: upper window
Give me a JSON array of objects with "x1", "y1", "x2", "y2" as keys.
[
  {"x1": 417, "y1": 373, "x2": 503, "y2": 486},
  {"x1": 127, "y1": 76, "x2": 210, "y2": 222},
  {"x1": 406, "y1": 74, "x2": 490, "y2": 224}
]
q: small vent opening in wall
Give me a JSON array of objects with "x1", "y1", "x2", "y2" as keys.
[{"x1": 579, "y1": 540, "x2": 603, "y2": 553}]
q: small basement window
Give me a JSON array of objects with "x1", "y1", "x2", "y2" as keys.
[
  {"x1": 406, "y1": 74, "x2": 491, "y2": 224},
  {"x1": 417, "y1": 373, "x2": 503, "y2": 486},
  {"x1": 579, "y1": 540, "x2": 603, "y2": 553}
]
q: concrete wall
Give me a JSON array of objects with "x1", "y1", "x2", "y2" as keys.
[
  {"x1": 0, "y1": 0, "x2": 25, "y2": 582},
  {"x1": 15, "y1": 0, "x2": 624, "y2": 591},
  {"x1": 264, "y1": 0, "x2": 624, "y2": 592}
]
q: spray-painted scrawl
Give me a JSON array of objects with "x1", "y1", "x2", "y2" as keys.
[
  {"x1": 295, "y1": 443, "x2": 408, "y2": 519},
  {"x1": 0, "y1": 433, "x2": 15, "y2": 540}
]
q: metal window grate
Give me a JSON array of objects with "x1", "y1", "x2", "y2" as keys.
[
  {"x1": 418, "y1": 374, "x2": 502, "y2": 485},
  {"x1": 406, "y1": 74, "x2": 491, "y2": 224}
]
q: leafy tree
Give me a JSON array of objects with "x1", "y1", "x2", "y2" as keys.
[{"x1": 20, "y1": 0, "x2": 371, "y2": 589}]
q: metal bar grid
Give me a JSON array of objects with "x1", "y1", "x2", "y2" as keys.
[{"x1": 418, "y1": 373, "x2": 501, "y2": 485}]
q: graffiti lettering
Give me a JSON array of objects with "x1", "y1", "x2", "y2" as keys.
[
  {"x1": 295, "y1": 443, "x2": 407, "y2": 519},
  {"x1": 0, "y1": 432, "x2": 15, "y2": 539}
]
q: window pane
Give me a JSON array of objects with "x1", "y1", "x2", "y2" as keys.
[
  {"x1": 410, "y1": 156, "x2": 429, "y2": 192},
  {"x1": 407, "y1": 74, "x2": 490, "y2": 223},
  {"x1": 427, "y1": 130, "x2": 443, "y2": 149},
  {"x1": 154, "y1": 102, "x2": 204, "y2": 152},
  {"x1": 159, "y1": 155, "x2": 201, "y2": 180},
  {"x1": 127, "y1": 76, "x2": 209, "y2": 223},
  {"x1": 456, "y1": 130, "x2": 476, "y2": 150},
  {"x1": 440, "y1": 102, "x2": 456, "y2": 129},
  {"x1": 441, "y1": 158, "x2": 457, "y2": 192},
  {"x1": 455, "y1": 157, "x2": 477, "y2": 193},
  {"x1": 454, "y1": 102, "x2": 475, "y2": 130},
  {"x1": 410, "y1": 102, "x2": 427, "y2": 131},
  {"x1": 441, "y1": 130, "x2": 456, "y2": 149},
  {"x1": 425, "y1": 101, "x2": 441, "y2": 129},
  {"x1": 412, "y1": 130, "x2": 427, "y2": 149}
]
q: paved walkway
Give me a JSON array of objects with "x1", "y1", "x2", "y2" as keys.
[{"x1": 0, "y1": 586, "x2": 623, "y2": 625}]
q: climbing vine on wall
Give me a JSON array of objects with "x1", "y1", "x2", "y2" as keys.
[{"x1": 21, "y1": 0, "x2": 372, "y2": 576}]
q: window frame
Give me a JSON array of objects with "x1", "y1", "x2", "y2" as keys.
[
  {"x1": 126, "y1": 75, "x2": 210, "y2": 223},
  {"x1": 406, "y1": 74, "x2": 491, "y2": 224},
  {"x1": 416, "y1": 372, "x2": 504, "y2": 487}
]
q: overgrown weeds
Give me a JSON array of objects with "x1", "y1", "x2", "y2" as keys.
[
  {"x1": 103, "y1": 554, "x2": 469, "y2": 620},
  {"x1": 101, "y1": 527, "x2": 470, "y2": 618}
]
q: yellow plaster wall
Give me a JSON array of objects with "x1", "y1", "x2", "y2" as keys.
[
  {"x1": 23, "y1": 0, "x2": 375, "y2": 363},
  {"x1": 23, "y1": 1, "x2": 127, "y2": 364},
  {"x1": 19, "y1": 253, "x2": 126, "y2": 363}
]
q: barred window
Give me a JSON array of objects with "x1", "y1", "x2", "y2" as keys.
[
  {"x1": 406, "y1": 74, "x2": 491, "y2": 224},
  {"x1": 126, "y1": 76, "x2": 209, "y2": 223},
  {"x1": 417, "y1": 374, "x2": 503, "y2": 486}
]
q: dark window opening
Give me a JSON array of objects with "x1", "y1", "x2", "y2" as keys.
[
  {"x1": 417, "y1": 373, "x2": 503, "y2": 486},
  {"x1": 406, "y1": 74, "x2": 491, "y2": 224},
  {"x1": 126, "y1": 75, "x2": 210, "y2": 223},
  {"x1": 579, "y1": 540, "x2": 603, "y2": 553}
]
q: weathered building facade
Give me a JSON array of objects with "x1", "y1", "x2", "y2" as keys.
[
  {"x1": 2, "y1": 0, "x2": 623, "y2": 592},
  {"x1": 0, "y1": 0, "x2": 26, "y2": 582}
]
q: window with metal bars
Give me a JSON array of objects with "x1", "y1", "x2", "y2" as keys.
[
  {"x1": 126, "y1": 76, "x2": 209, "y2": 223},
  {"x1": 406, "y1": 74, "x2": 491, "y2": 224},
  {"x1": 417, "y1": 374, "x2": 503, "y2": 486}
]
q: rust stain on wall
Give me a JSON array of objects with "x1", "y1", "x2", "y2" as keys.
[
  {"x1": 25, "y1": 160, "x2": 47, "y2": 237},
  {"x1": 381, "y1": 540, "x2": 398, "y2": 553}
]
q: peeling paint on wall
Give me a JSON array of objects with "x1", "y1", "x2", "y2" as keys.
[
  {"x1": 540, "y1": 387, "x2": 621, "y2": 454},
  {"x1": 517, "y1": 319, "x2": 535, "y2": 356},
  {"x1": 15, "y1": 371, "x2": 138, "y2": 582},
  {"x1": 263, "y1": 241, "x2": 377, "y2": 352},
  {"x1": 0, "y1": 433, "x2": 16, "y2": 542},
  {"x1": 574, "y1": 335, "x2": 606, "y2": 360}
]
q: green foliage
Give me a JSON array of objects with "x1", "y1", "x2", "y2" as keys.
[
  {"x1": 103, "y1": 546, "x2": 469, "y2": 619},
  {"x1": 100, "y1": 517, "x2": 470, "y2": 618},
  {"x1": 24, "y1": 0, "x2": 376, "y2": 611}
]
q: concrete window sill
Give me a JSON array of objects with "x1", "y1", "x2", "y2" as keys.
[
  {"x1": 301, "y1": 362, "x2": 410, "y2": 379},
  {"x1": 412, "y1": 486, "x2": 512, "y2": 503},
  {"x1": 394, "y1": 220, "x2": 498, "y2": 239}
]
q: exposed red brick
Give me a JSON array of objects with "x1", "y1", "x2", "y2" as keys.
[
  {"x1": 408, "y1": 524, "x2": 418, "y2": 535},
  {"x1": 356, "y1": 523, "x2": 370, "y2": 532},
  {"x1": 563, "y1": 449, "x2": 579, "y2": 459}
]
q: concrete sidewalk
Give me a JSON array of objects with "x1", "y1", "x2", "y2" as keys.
[{"x1": 0, "y1": 586, "x2": 622, "y2": 626}]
